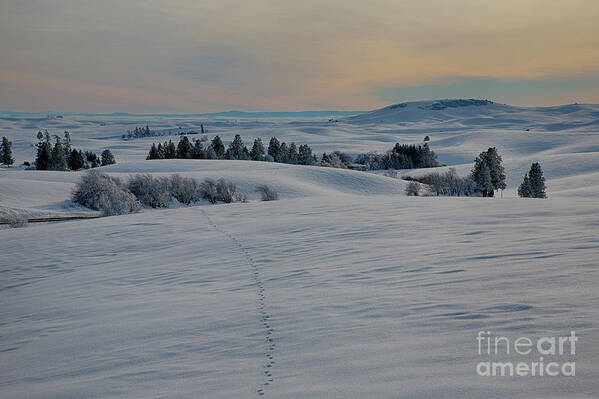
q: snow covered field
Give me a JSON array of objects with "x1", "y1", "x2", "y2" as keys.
[{"x1": 1, "y1": 100, "x2": 599, "y2": 398}]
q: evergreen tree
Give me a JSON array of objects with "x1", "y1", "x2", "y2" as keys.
[
  {"x1": 35, "y1": 133, "x2": 52, "y2": 170},
  {"x1": 287, "y1": 142, "x2": 298, "y2": 164},
  {"x1": 279, "y1": 142, "x2": 288, "y2": 163},
  {"x1": 528, "y1": 162, "x2": 547, "y2": 198},
  {"x1": 298, "y1": 144, "x2": 314, "y2": 165},
  {"x1": 205, "y1": 146, "x2": 217, "y2": 159},
  {"x1": 51, "y1": 137, "x2": 66, "y2": 170},
  {"x1": 478, "y1": 163, "x2": 493, "y2": 197},
  {"x1": 177, "y1": 136, "x2": 193, "y2": 159},
  {"x1": 147, "y1": 143, "x2": 159, "y2": 160},
  {"x1": 63, "y1": 131, "x2": 72, "y2": 159},
  {"x1": 228, "y1": 134, "x2": 247, "y2": 160},
  {"x1": 101, "y1": 149, "x2": 115, "y2": 166},
  {"x1": 268, "y1": 137, "x2": 280, "y2": 162},
  {"x1": 85, "y1": 151, "x2": 101, "y2": 168},
  {"x1": 165, "y1": 140, "x2": 177, "y2": 159},
  {"x1": 156, "y1": 143, "x2": 165, "y2": 159},
  {"x1": 250, "y1": 138, "x2": 265, "y2": 161},
  {"x1": 486, "y1": 147, "x2": 506, "y2": 191},
  {"x1": 192, "y1": 140, "x2": 206, "y2": 159},
  {"x1": 0, "y1": 137, "x2": 14, "y2": 166},
  {"x1": 518, "y1": 174, "x2": 533, "y2": 198},
  {"x1": 68, "y1": 149, "x2": 85, "y2": 170},
  {"x1": 471, "y1": 147, "x2": 506, "y2": 196},
  {"x1": 211, "y1": 135, "x2": 225, "y2": 158}
]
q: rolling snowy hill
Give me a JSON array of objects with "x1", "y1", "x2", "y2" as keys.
[{"x1": 1, "y1": 100, "x2": 599, "y2": 398}]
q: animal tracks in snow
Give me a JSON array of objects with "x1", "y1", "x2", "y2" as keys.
[{"x1": 200, "y1": 209, "x2": 276, "y2": 396}]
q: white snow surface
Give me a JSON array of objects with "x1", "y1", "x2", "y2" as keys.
[{"x1": 1, "y1": 100, "x2": 599, "y2": 398}]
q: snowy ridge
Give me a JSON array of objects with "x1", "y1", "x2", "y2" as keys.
[{"x1": 346, "y1": 99, "x2": 599, "y2": 129}]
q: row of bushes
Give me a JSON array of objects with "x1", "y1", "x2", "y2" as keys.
[
  {"x1": 403, "y1": 169, "x2": 476, "y2": 196},
  {"x1": 72, "y1": 171, "x2": 278, "y2": 216}
]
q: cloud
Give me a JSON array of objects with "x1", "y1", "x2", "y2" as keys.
[{"x1": 1, "y1": 0, "x2": 598, "y2": 111}]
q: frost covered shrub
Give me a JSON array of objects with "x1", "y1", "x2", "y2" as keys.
[
  {"x1": 384, "y1": 170, "x2": 398, "y2": 179},
  {"x1": 7, "y1": 215, "x2": 28, "y2": 228},
  {"x1": 256, "y1": 184, "x2": 279, "y2": 201},
  {"x1": 72, "y1": 170, "x2": 141, "y2": 215},
  {"x1": 128, "y1": 174, "x2": 171, "y2": 208},
  {"x1": 97, "y1": 188, "x2": 142, "y2": 216},
  {"x1": 234, "y1": 192, "x2": 248, "y2": 203},
  {"x1": 404, "y1": 168, "x2": 475, "y2": 196},
  {"x1": 199, "y1": 178, "x2": 219, "y2": 204},
  {"x1": 199, "y1": 178, "x2": 242, "y2": 203},
  {"x1": 170, "y1": 174, "x2": 201, "y2": 205},
  {"x1": 216, "y1": 178, "x2": 237, "y2": 203},
  {"x1": 405, "y1": 181, "x2": 420, "y2": 196},
  {"x1": 321, "y1": 151, "x2": 351, "y2": 168}
]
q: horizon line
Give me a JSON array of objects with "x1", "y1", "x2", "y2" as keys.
[{"x1": 1, "y1": 98, "x2": 596, "y2": 117}]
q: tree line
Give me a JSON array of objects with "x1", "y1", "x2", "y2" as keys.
[
  {"x1": 147, "y1": 134, "x2": 318, "y2": 165},
  {"x1": 34, "y1": 130, "x2": 115, "y2": 171},
  {"x1": 146, "y1": 134, "x2": 443, "y2": 170},
  {"x1": 122, "y1": 124, "x2": 204, "y2": 140}
]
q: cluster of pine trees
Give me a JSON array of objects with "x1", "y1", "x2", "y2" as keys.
[
  {"x1": 518, "y1": 162, "x2": 546, "y2": 198},
  {"x1": 0, "y1": 137, "x2": 14, "y2": 166},
  {"x1": 266, "y1": 137, "x2": 317, "y2": 164},
  {"x1": 355, "y1": 143, "x2": 440, "y2": 170},
  {"x1": 147, "y1": 135, "x2": 317, "y2": 165},
  {"x1": 34, "y1": 130, "x2": 115, "y2": 171}
]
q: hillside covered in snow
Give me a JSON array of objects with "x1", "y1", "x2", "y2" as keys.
[{"x1": 1, "y1": 100, "x2": 599, "y2": 398}]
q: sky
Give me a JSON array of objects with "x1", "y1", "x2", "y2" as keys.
[{"x1": 1, "y1": 0, "x2": 598, "y2": 113}]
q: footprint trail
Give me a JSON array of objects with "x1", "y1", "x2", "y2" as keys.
[{"x1": 200, "y1": 209, "x2": 276, "y2": 396}]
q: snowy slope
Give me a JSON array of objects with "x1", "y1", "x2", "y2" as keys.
[
  {"x1": 1, "y1": 100, "x2": 599, "y2": 398},
  {"x1": 1, "y1": 193, "x2": 598, "y2": 398}
]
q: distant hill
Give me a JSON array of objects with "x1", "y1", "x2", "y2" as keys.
[{"x1": 345, "y1": 99, "x2": 599, "y2": 131}]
